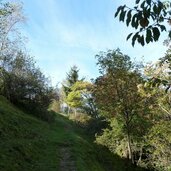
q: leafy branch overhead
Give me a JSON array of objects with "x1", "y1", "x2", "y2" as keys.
[{"x1": 115, "y1": 0, "x2": 171, "y2": 46}]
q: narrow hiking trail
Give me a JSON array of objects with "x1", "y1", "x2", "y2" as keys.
[
  {"x1": 0, "y1": 97, "x2": 144, "y2": 171},
  {"x1": 59, "y1": 124, "x2": 76, "y2": 171},
  {"x1": 60, "y1": 146, "x2": 76, "y2": 171}
]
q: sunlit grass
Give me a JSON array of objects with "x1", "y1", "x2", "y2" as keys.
[{"x1": 0, "y1": 96, "x2": 145, "y2": 171}]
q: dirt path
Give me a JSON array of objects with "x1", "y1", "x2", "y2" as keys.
[{"x1": 59, "y1": 146, "x2": 76, "y2": 171}]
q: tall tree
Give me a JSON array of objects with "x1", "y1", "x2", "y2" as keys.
[
  {"x1": 0, "y1": 1, "x2": 25, "y2": 54},
  {"x1": 94, "y1": 49, "x2": 151, "y2": 164},
  {"x1": 0, "y1": 50, "x2": 56, "y2": 117},
  {"x1": 62, "y1": 65, "x2": 84, "y2": 114},
  {"x1": 141, "y1": 59, "x2": 171, "y2": 170},
  {"x1": 0, "y1": 1, "x2": 25, "y2": 96},
  {"x1": 66, "y1": 81, "x2": 98, "y2": 117},
  {"x1": 62, "y1": 65, "x2": 81, "y2": 96}
]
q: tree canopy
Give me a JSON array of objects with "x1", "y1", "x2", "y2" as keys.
[{"x1": 0, "y1": 1, "x2": 59, "y2": 121}]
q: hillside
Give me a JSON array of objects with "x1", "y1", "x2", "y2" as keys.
[{"x1": 0, "y1": 96, "x2": 145, "y2": 171}]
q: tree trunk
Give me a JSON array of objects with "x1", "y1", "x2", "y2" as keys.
[
  {"x1": 124, "y1": 110, "x2": 134, "y2": 164},
  {"x1": 137, "y1": 146, "x2": 143, "y2": 165},
  {"x1": 67, "y1": 106, "x2": 70, "y2": 115},
  {"x1": 74, "y1": 108, "x2": 77, "y2": 117},
  {"x1": 127, "y1": 130, "x2": 134, "y2": 164}
]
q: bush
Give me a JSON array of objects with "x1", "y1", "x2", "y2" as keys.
[
  {"x1": 86, "y1": 117, "x2": 108, "y2": 136},
  {"x1": 69, "y1": 113, "x2": 108, "y2": 137},
  {"x1": 16, "y1": 102, "x2": 56, "y2": 123},
  {"x1": 69, "y1": 113, "x2": 91, "y2": 128},
  {"x1": 49, "y1": 100, "x2": 61, "y2": 113}
]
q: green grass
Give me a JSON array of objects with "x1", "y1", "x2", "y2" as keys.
[{"x1": 0, "y1": 96, "x2": 146, "y2": 171}]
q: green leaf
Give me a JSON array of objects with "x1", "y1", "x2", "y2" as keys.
[
  {"x1": 146, "y1": 0, "x2": 151, "y2": 6},
  {"x1": 126, "y1": 10, "x2": 132, "y2": 26},
  {"x1": 140, "y1": 1, "x2": 146, "y2": 9},
  {"x1": 135, "y1": 0, "x2": 140, "y2": 4},
  {"x1": 137, "y1": 35, "x2": 145, "y2": 46},
  {"x1": 140, "y1": 35, "x2": 145, "y2": 46},
  {"x1": 153, "y1": 4, "x2": 158, "y2": 14},
  {"x1": 137, "y1": 11, "x2": 143, "y2": 24},
  {"x1": 119, "y1": 10, "x2": 126, "y2": 22},
  {"x1": 132, "y1": 33, "x2": 138, "y2": 47},
  {"x1": 138, "y1": 35, "x2": 141, "y2": 43},
  {"x1": 131, "y1": 14, "x2": 139, "y2": 29},
  {"x1": 152, "y1": 27, "x2": 160, "y2": 41},
  {"x1": 152, "y1": 78, "x2": 161, "y2": 87},
  {"x1": 146, "y1": 29, "x2": 152, "y2": 44},
  {"x1": 135, "y1": 18, "x2": 139, "y2": 29},
  {"x1": 126, "y1": 33, "x2": 133, "y2": 40},
  {"x1": 160, "y1": 25, "x2": 166, "y2": 32},
  {"x1": 144, "y1": 8, "x2": 151, "y2": 18},
  {"x1": 161, "y1": 80, "x2": 168, "y2": 86},
  {"x1": 131, "y1": 14, "x2": 136, "y2": 28},
  {"x1": 115, "y1": 6, "x2": 122, "y2": 18},
  {"x1": 157, "y1": 1, "x2": 163, "y2": 15}
]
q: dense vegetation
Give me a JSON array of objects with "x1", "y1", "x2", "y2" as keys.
[
  {"x1": 94, "y1": 49, "x2": 171, "y2": 170},
  {"x1": 0, "y1": 96, "x2": 146, "y2": 171},
  {"x1": 60, "y1": 48, "x2": 171, "y2": 170},
  {"x1": 0, "y1": 2, "x2": 58, "y2": 121},
  {"x1": 0, "y1": 0, "x2": 171, "y2": 171}
]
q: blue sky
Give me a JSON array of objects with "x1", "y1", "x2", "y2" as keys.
[{"x1": 21, "y1": 0, "x2": 168, "y2": 86}]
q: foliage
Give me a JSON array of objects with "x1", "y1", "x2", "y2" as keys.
[
  {"x1": 147, "y1": 121, "x2": 171, "y2": 170},
  {"x1": 145, "y1": 49, "x2": 171, "y2": 92},
  {"x1": 0, "y1": 1, "x2": 25, "y2": 55},
  {"x1": 61, "y1": 66, "x2": 85, "y2": 115},
  {"x1": 96, "y1": 118, "x2": 127, "y2": 157},
  {"x1": 61, "y1": 66, "x2": 98, "y2": 117},
  {"x1": 62, "y1": 65, "x2": 82, "y2": 97},
  {"x1": 0, "y1": 1, "x2": 59, "y2": 120},
  {"x1": 1, "y1": 1, "x2": 171, "y2": 170},
  {"x1": 115, "y1": 0, "x2": 171, "y2": 46},
  {"x1": 67, "y1": 89, "x2": 83, "y2": 108},
  {"x1": 66, "y1": 80, "x2": 99, "y2": 117},
  {"x1": 69, "y1": 113, "x2": 91, "y2": 128},
  {"x1": 0, "y1": 51, "x2": 57, "y2": 118},
  {"x1": 140, "y1": 60, "x2": 171, "y2": 170},
  {"x1": 85, "y1": 117, "x2": 108, "y2": 137},
  {"x1": 94, "y1": 49, "x2": 171, "y2": 170},
  {"x1": 94, "y1": 49, "x2": 152, "y2": 165},
  {"x1": 0, "y1": 96, "x2": 144, "y2": 171},
  {"x1": 49, "y1": 99, "x2": 61, "y2": 113}
]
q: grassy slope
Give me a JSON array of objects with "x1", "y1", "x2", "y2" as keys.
[{"x1": 0, "y1": 96, "x2": 145, "y2": 171}]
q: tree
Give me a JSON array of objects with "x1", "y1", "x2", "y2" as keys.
[
  {"x1": 0, "y1": 1, "x2": 25, "y2": 98},
  {"x1": 94, "y1": 49, "x2": 151, "y2": 164},
  {"x1": 0, "y1": 1, "x2": 25, "y2": 54},
  {"x1": 115, "y1": 0, "x2": 171, "y2": 46},
  {"x1": 66, "y1": 65, "x2": 80, "y2": 86},
  {"x1": 126, "y1": 56, "x2": 171, "y2": 170},
  {"x1": 0, "y1": 50, "x2": 57, "y2": 119},
  {"x1": 0, "y1": 1, "x2": 58, "y2": 122},
  {"x1": 143, "y1": 48, "x2": 171, "y2": 92},
  {"x1": 66, "y1": 81, "x2": 98, "y2": 117},
  {"x1": 66, "y1": 81, "x2": 82, "y2": 112},
  {"x1": 147, "y1": 120, "x2": 171, "y2": 170},
  {"x1": 140, "y1": 59, "x2": 171, "y2": 170},
  {"x1": 62, "y1": 65, "x2": 84, "y2": 114},
  {"x1": 62, "y1": 65, "x2": 81, "y2": 96}
]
